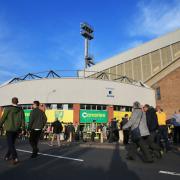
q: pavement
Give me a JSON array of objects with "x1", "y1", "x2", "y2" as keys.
[{"x1": 0, "y1": 136, "x2": 180, "y2": 180}]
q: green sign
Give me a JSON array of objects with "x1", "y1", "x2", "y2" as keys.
[
  {"x1": 24, "y1": 110, "x2": 32, "y2": 123},
  {"x1": 80, "y1": 110, "x2": 108, "y2": 123}
]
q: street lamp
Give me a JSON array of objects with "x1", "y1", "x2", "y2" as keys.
[{"x1": 80, "y1": 22, "x2": 95, "y2": 69}]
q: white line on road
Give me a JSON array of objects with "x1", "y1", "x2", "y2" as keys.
[
  {"x1": 16, "y1": 149, "x2": 84, "y2": 162},
  {"x1": 159, "y1": 170, "x2": 180, "y2": 176}
]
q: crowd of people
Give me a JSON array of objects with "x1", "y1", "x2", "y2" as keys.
[
  {"x1": 0, "y1": 97, "x2": 179, "y2": 165},
  {"x1": 122, "y1": 102, "x2": 180, "y2": 163}
]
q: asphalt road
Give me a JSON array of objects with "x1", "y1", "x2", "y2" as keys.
[{"x1": 0, "y1": 137, "x2": 180, "y2": 180}]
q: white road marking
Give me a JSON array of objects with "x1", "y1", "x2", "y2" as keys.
[
  {"x1": 159, "y1": 170, "x2": 180, "y2": 176},
  {"x1": 16, "y1": 149, "x2": 84, "y2": 162}
]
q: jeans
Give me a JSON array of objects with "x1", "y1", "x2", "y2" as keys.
[
  {"x1": 123, "y1": 130, "x2": 129, "y2": 145},
  {"x1": 126, "y1": 137, "x2": 153, "y2": 162},
  {"x1": 173, "y1": 126, "x2": 180, "y2": 144},
  {"x1": 91, "y1": 132, "x2": 96, "y2": 142},
  {"x1": 51, "y1": 133, "x2": 61, "y2": 146},
  {"x1": 29, "y1": 130, "x2": 42, "y2": 155},
  {"x1": 5, "y1": 131, "x2": 18, "y2": 160},
  {"x1": 147, "y1": 131, "x2": 161, "y2": 151},
  {"x1": 158, "y1": 126, "x2": 170, "y2": 150}
]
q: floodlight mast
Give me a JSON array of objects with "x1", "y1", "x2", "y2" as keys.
[
  {"x1": 85, "y1": 38, "x2": 89, "y2": 68},
  {"x1": 80, "y1": 22, "x2": 94, "y2": 70}
]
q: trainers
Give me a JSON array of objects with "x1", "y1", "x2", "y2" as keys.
[
  {"x1": 153, "y1": 151, "x2": 162, "y2": 159},
  {"x1": 4, "y1": 157, "x2": 10, "y2": 161},
  {"x1": 126, "y1": 156, "x2": 135, "y2": 160},
  {"x1": 160, "y1": 150, "x2": 164, "y2": 156},
  {"x1": 12, "y1": 158, "x2": 19, "y2": 165}
]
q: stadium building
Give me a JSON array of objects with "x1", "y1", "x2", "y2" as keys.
[
  {"x1": 1, "y1": 29, "x2": 179, "y2": 123},
  {"x1": 0, "y1": 71, "x2": 155, "y2": 124},
  {"x1": 79, "y1": 29, "x2": 180, "y2": 118}
]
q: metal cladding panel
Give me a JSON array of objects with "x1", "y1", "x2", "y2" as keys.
[
  {"x1": 125, "y1": 61, "x2": 133, "y2": 79},
  {"x1": 109, "y1": 66, "x2": 116, "y2": 80},
  {"x1": 0, "y1": 78, "x2": 156, "y2": 107},
  {"x1": 117, "y1": 64, "x2": 124, "y2": 77},
  {"x1": 151, "y1": 50, "x2": 161, "y2": 74},
  {"x1": 142, "y1": 54, "x2": 151, "y2": 81},
  {"x1": 79, "y1": 29, "x2": 180, "y2": 77},
  {"x1": 172, "y1": 42, "x2": 180, "y2": 59},
  {"x1": 161, "y1": 46, "x2": 172, "y2": 67},
  {"x1": 133, "y1": 58, "x2": 142, "y2": 81}
]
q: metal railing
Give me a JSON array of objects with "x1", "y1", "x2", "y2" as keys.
[{"x1": 5, "y1": 69, "x2": 148, "y2": 88}]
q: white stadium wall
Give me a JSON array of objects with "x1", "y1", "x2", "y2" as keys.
[{"x1": 0, "y1": 78, "x2": 155, "y2": 107}]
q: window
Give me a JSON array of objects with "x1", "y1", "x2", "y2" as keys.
[
  {"x1": 102, "y1": 105, "x2": 107, "y2": 110},
  {"x1": 125, "y1": 106, "x2": 132, "y2": 112},
  {"x1": 80, "y1": 104, "x2": 86, "y2": 109},
  {"x1": 51, "y1": 104, "x2": 58, "y2": 109},
  {"x1": 86, "y1": 104, "x2": 91, "y2": 110},
  {"x1": 156, "y1": 87, "x2": 161, "y2": 100},
  {"x1": 92, "y1": 105, "x2": 97, "y2": 110},
  {"x1": 21, "y1": 104, "x2": 32, "y2": 110},
  {"x1": 120, "y1": 107, "x2": 126, "y2": 111},
  {"x1": 45, "y1": 104, "x2": 51, "y2": 109},
  {"x1": 68, "y1": 104, "x2": 73, "y2": 110},
  {"x1": 97, "y1": 105, "x2": 102, "y2": 110},
  {"x1": 63, "y1": 104, "x2": 68, "y2": 110},
  {"x1": 56, "y1": 104, "x2": 63, "y2": 109},
  {"x1": 114, "y1": 105, "x2": 120, "y2": 111}
]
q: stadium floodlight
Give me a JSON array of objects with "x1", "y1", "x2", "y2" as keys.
[
  {"x1": 80, "y1": 22, "x2": 95, "y2": 69},
  {"x1": 81, "y1": 23, "x2": 94, "y2": 34},
  {"x1": 81, "y1": 30, "x2": 94, "y2": 40}
]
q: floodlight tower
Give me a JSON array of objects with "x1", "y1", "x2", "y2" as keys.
[{"x1": 80, "y1": 22, "x2": 95, "y2": 69}]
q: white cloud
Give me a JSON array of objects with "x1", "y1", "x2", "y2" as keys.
[{"x1": 130, "y1": 0, "x2": 180, "y2": 37}]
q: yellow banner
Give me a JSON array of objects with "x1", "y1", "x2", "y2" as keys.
[
  {"x1": 114, "y1": 111, "x2": 132, "y2": 122},
  {"x1": 45, "y1": 110, "x2": 73, "y2": 123}
]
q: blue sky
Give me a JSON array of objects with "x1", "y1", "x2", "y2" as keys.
[{"x1": 0, "y1": 0, "x2": 180, "y2": 83}]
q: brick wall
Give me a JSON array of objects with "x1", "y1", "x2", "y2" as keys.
[
  {"x1": 107, "y1": 106, "x2": 114, "y2": 122},
  {"x1": 73, "y1": 104, "x2": 80, "y2": 124},
  {"x1": 152, "y1": 67, "x2": 180, "y2": 118}
]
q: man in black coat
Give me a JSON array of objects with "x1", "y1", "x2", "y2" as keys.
[
  {"x1": 50, "y1": 118, "x2": 63, "y2": 146},
  {"x1": 120, "y1": 114, "x2": 129, "y2": 145},
  {"x1": 109, "y1": 118, "x2": 119, "y2": 143},
  {"x1": 28, "y1": 101, "x2": 47, "y2": 158},
  {"x1": 143, "y1": 104, "x2": 162, "y2": 158}
]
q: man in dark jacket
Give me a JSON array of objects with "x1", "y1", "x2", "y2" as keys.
[
  {"x1": 171, "y1": 110, "x2": 180, "y2": 144},
  {"x1": 109, "y1": 118, "x2": 119, "y2": 143},
  {"x1": 0, "y1": 97, "x2": 25, "y2": 164},
  {"x1": 50, "y1": 118, "x2": 63, "y2": 146},
  {"x1": 123, "y1": 102, "x2": 152, "y2": 163},
  {"x1": 120, "y1": 114, "x2": 129, "y2": 145},
  {"x1": 29, "y1": 101, "x2": 47, "y2": 158},
  {"x1": 143, "y1": 104, "x2": 162, "y2": 158}
]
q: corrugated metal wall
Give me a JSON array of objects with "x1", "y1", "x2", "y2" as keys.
[{"x1": 89, "y1": 41, "x2": 180, "y2": 82}]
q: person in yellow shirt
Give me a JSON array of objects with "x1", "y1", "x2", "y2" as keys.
[
  {"x1": 156, "y1": 109, "x2": 167, "y2": 126},
  {"x1": 156, "y1": 107, "x2": 171, "y2": 151}
]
